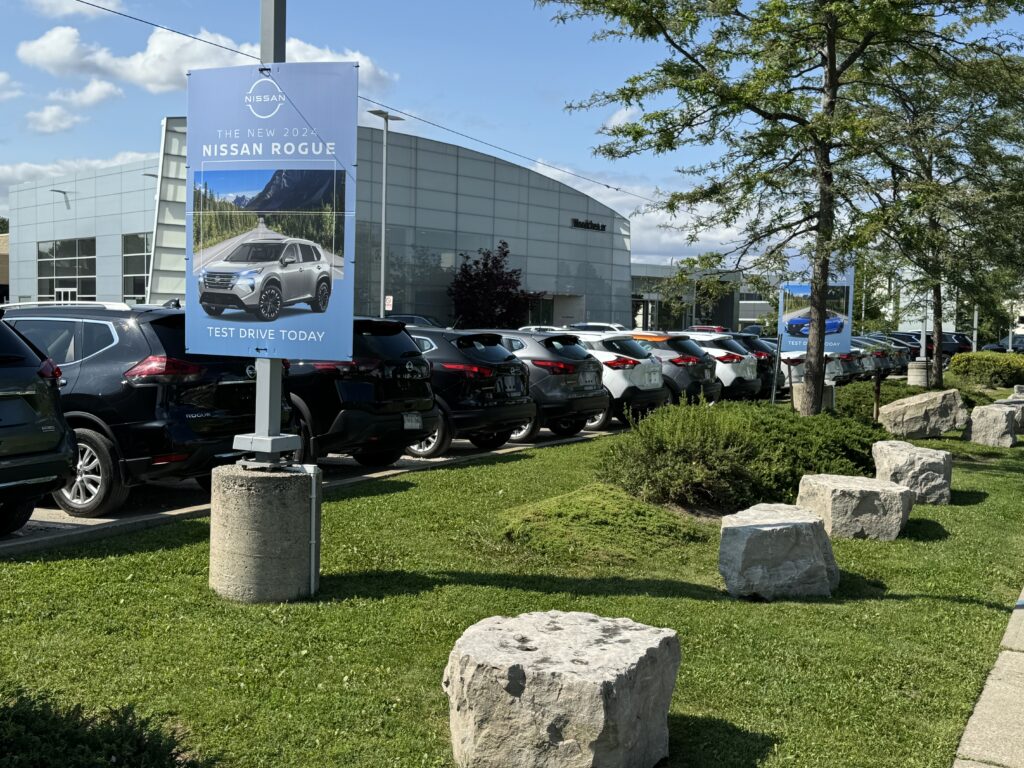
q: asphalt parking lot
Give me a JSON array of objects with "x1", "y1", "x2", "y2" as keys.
[{"x1": 0, "y1": 430, "x2": 611, "y2": 557}]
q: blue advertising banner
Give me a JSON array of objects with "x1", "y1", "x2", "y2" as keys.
[
  {"x1": 185, "y1": 62, "x2": 357, "y2": 360},
  {"x1": 777, "y1": 271, "x2": 855, "y2": 355}
]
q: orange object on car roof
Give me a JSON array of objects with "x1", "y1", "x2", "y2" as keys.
[{"x1": 631, "y1": 332, "x2": 672, "y2": 341}]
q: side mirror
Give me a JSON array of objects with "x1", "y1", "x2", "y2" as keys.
[{"x1": 281, "y1": 255, "x2": 296, "y2": 266}]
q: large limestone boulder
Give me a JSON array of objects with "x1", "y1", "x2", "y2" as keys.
[
  {"x1": 993, "y1": 399, "x2": 1024, "y2": 431},
  {"x1": 1014, "y1": 384, "x2": 1024, "y2": 398},
  {"x1": 797, "y1": 474, "x2": 914, "y2": 540},
  {"x1": 964, "y1": 405, "x2": 1017, "y2": 448},
  {"x1": 878, "y1": 389, "x2": 968, "y2": 438},
  {"x1": 719, "y1": 503, "x2": 839, "y2": 601},
  {"x1": 872, "y1": 440, "x2": 953, "y2": 504},
  {"x1": 442, "y1": 611, "x2": 680, "y2": 768}
]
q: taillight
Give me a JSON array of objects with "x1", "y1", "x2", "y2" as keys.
[
  {"x1": 603, "y1": 356, "x2": 638, "y2": 370},
  {"x1": 715, "y1": 353, "x2": 744, "y2": 364},
  {"x1": 872, "y1": 350, "x2": 886, "y2": 358},
  {"x1": 669, "y1": 355, "x2": 701, "y2": 366},
  {"x1": 782, "y1": 358, "x2": 805, "y2": 366},
  {"x1": 441, "y1": 362, "x2": 494, "y2": 378},
  {"x1": 315, "y1": 358, "x2": 382, "y2": 376},
  {"x1": 124, "y1": 355, "x2": 204, "y2": 383},
  {"x1": 532, "y1": 359, "x2": 576, "y2": 375},
  {"x1": 752, "y1": 351, "x2": 771, "y2": 360},
  {"x1": 839, "y1": 353, "x2": 855, "y2": 361},
  {"x1": 37, "y1": 357, "x2": 61, "y2": 381}
]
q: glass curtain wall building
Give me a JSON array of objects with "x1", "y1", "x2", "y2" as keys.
[{"x1": 7, "y1": 127, "x2": 632, "y2": 325}]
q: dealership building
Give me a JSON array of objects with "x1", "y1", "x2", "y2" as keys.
[{"x1": 6, "y1": 118, "x2": 636, "y2": 327}]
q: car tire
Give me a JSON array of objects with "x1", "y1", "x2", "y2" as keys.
[
  {"x1": 0, "y1": 498, "x2": 37, "y2": 537},
  {"x1": 256, "y1": 284, "x2": 283, "y2": 322},
  {"x1": 405, "y1": 415, "x2": 452, "y2": 459},
  {"x1": 194, "y1": 475, "x2": 212, "y2": 493},
  {"x1": 509, "y1": 418, "x2": 541, "y2": 443},
  {"x1": 352, "y1": 448, "x2": 405, "y2": 468},
  {"x1": 469, "y1": 430, "x2": 514, "y2": 451},
  {"x1": 288, "y1": 414, "x2": 318, "y2": 465},
  {"x1": 310, "y1": 279, "x2": 331, "y2": 313},
  {"x1": 54, "y1": 428, "x2": 129, "y2": 518},
  {"x1": 547, "y1": 416, "x2": 588, "y2": 438},
  {"x1": 584, "y1": 404, "x2": 613, "y2": 431},
  {"x1": 202, "y1": 305, "x2": 225, "y2": 316}
]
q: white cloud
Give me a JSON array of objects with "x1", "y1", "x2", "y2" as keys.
[
  {"x1": 18, "y1": 25, "x2": 397, "y2": 95},
  {"x1": 25, "y1": 0, "x2": 123, "y2": 17},
  {"x1": 531, "y1": 160, "x2": 741, "y2": 264},
  {"x1": 0, "y1": 72, "x2": 25, "y2": 101},
  {"x1": 26, "y1": 104, "x2": 85, "y2": 134},
  {"x1": 48, "y1": 77, "x2": 123, "y2": 107},
  {"x1": 0, "y1": 151, "x2": 156, "y2": 214},
  {"x1": 602, "y1": 106, "x2": 639, "y2": 131}
]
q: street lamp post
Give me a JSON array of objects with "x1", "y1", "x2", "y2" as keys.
[{"x1": 369, "y1": 109, "x2": 404, "y2": 318}]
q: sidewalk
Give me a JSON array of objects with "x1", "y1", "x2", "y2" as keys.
[{"x1": 954, "y1": 587, "x2": 1024, "y2": 768}]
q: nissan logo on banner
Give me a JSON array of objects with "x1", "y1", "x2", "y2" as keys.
[
  {"x1": 246, "y1": 364, "x2": 257, "y2": 380},
  {"x1": 245, "y1": 78, "x2": 286, "y2": 119}
]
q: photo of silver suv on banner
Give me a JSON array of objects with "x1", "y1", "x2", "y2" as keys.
[{"x1": 184, "y1": 62, "x2": 357, "y2": 361}]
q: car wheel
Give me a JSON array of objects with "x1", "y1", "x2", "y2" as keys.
[
  {"x1": 584, "y1": 405, "x2": 612, "y2": 431},
  {"x1": 202, "y1": 305, "x2": 225, "y2": 316},
  {"x1": 469, "y1": 430, "x2": 514, "y2": 451},
  {"x1": 54, "y1": 428, "x2": 129, "y2": 517},
  {"x1": 194, "y1": 475, "x2": 212, "y2": 493},
  {"x1": 287, "y1": 413, "x2": 317, "y2": 465},
  {"x1": 256, "y1": 284, "x2": 283, "y2": 322},
  {"x1": 0, "y1": 498, "x2": 37, "y2": 537},
  {"x1": 405, "y1": 415, "x2": 452, "y2": 459},
  {"x1": 509, "y1": 418, "x2": 541, "y2": 443},
  {"x1": 547, "y1": 416, "x2": 588, "y2": 438},
  {"x1": 352, "y1": 447, "x2": 405, "y2": 468},
  {"x1": 310, "y1": 279, "x2": 331, "y2": 313}
]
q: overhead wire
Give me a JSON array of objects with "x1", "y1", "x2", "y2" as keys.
[{"x1": 70, "y1": 0, "x2": 659, "y2": 207}]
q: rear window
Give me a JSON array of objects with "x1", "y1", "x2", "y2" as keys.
[
  {"x1": 666, "y1": 338, "x2": 707, "y2": 358},
  {"x1": 353, "y1": 326, "x2": 421, "y2": 359},
  {"x1": 737, "y1": 336, "x2": 775, "y2": 354},
  {"x1": 454, "y1": 334, "x2": 515, "y2": 363},
  {"x1": 0, "y1": 321, "x2": 41, "y2": 366},
  {"x1": 542, "y1": 335, "x2": 591, "y2": 361},
  {"x1": 600, "y1": 338, "x2": 650, "y2": 359},
  {"x1": 702, "y1": 338, "x2": 750, "y2": 356},
  {"x1": 146, "y1": 314, "x2": 187, "y2": 357}
]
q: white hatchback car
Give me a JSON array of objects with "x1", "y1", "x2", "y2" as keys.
[
  {"x1": 573, "y1": 332, "x2": 669, "y2": 429},
  {"x1": 681, "y1": 331, "x2": 762, "y2": 398}
]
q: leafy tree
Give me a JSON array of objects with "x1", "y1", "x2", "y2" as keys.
[
  {"x1": 541, "y1": 0, "x2": 1023, "y2": 413},
  {"x1": 0, "y1": 216, "x2": 8, "y2": 235},
  {"x1": 448, "y1": 241, "x2": 533, "y2": 328}
]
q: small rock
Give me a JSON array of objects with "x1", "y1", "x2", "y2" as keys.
[{"x1": 993, "y1": 399, "x2": 1024, "y2": 431}]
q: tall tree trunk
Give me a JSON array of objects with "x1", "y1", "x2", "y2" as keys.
[
  {"x1": 799, "y1": 9, "x2": 838, "y2": 416},
  {"x1": 931, "y1": 282, "x2": 944, "y2": 388}
]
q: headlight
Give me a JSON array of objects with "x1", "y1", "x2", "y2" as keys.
[{"x1": 239, "y1": 268, "x2": 263, "y2": 278}]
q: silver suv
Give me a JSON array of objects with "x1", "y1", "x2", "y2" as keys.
[{"x1": 198, "y1": 237, "x2": 333, "y2": 321}]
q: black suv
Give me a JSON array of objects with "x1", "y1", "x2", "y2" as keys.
[
  {"x1": 0, "y1": 317, "x2": 76, "y2": 535},
  {"x1": 484, "y1": 330, "x2": 608, "y2": 442},
  {"x1": 286, "y1": 318, "x2": 440, "y2": 467},
  {"x1": 729, "y1": 332, "x2": 780, "y2": 396},
  {"x1": 4, "y1": 303, "x2": 283, "y2": 516},
  {"x1": 406, "y1": 328, "x2": 535, "y2": 457}
]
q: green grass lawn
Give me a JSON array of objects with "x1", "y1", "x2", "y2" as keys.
[{"x1": 2, "y1": 435, "x2": 1023, "y2": 767}]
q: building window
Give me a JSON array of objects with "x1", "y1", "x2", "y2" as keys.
[
  {"x1": 122, "y1": 232, "x2": 153, "y2": 305},
  {"x1": 37, "y1": 238, "x2": 97, "y2": 302}
]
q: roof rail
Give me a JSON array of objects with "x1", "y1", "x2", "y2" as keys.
[{"x1": 0, "y1": 300, "x2": 134, "y2": 311}]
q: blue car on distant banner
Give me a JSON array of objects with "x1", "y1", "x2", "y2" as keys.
[{"x1": 786, "y1": 310, "x2": 845, "y2": 337}]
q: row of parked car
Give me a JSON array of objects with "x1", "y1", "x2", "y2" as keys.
[{"x1": 1, "y1": 304, "x2": 803, "y2": 533}]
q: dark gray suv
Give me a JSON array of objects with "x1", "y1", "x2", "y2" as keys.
[{"x1": 0, "y1": 316, "x2": 76, "y2": 535}]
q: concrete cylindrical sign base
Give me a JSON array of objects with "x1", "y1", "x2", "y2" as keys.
[
  {"x1": 907, "y1": 361, "x2": 931, "y2": 388},
  {"x1": 209, "y1": 463, "x2": 322, "y2": 603},
  {"x1": 791, "y1": 382, "x2": 835, "y2": 412}
]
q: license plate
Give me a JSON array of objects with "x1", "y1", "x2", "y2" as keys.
[
  {"x1": 502, "y1": 375, "x2": 521, "y2": 393},
  {"x1": 579, "y1": 371, "x2": 597, "y2": 388},
  {"x1": 402, "y1": 412, "x2": 423, "y2": 430},
  {"x1": 645, "y1": 369, "x2": 660, "y2": 386}
]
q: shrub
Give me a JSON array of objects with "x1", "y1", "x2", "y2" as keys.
[
  {"x1": 0, "y1": 686, "x2": 212, "y2": 768},
  {"x1": 601, "y1": 403, "x2": 882, "y2": 514},
  {"x1": 834, "y1": 380, "x2": 925, "y2": 425},
  {"x1": 947, "y1": 352, "x2": 1024, "y2": 388}
]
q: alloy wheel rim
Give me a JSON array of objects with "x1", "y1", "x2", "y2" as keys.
[
  {"x1": 411, "y1": 430, "x2": 439, "y2": 453},
  {"x1": 318, "y1": 284, "x2": 330, "y2": 308},
  {"x1": 511, "y1": 421, "x2": 533, "y2": 440},
  {"x1": 261, "y1": 289, "x2": 282, "y2": 319},
  {"x1": 63, "y1": 443, "x2": 102, "y2": 506},
  {"x1": 585, "y1": 410, "x2": 606, "y2": 428}
]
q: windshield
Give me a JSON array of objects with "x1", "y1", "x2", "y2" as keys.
[{"x1": 224, "y1": 242, "x2": 287, "y2": 263}]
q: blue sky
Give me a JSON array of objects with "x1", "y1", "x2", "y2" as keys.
[{"x1": 2, "y1": 0, "x2": 1022, "y2": 265}]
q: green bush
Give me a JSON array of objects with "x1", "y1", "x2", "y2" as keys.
[
  {"x1": 834, "y1": 380, "x2": 926, "y2": 425},
  {"x1": 0, "y1": 686, "x2": 211, "y2": 768},
  {"x1": 947, "y1": 352, "x2": 1024, "y2": 388},
  {"x1": 601, "y1": 403, "x2": 882, "y2": 514}
]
